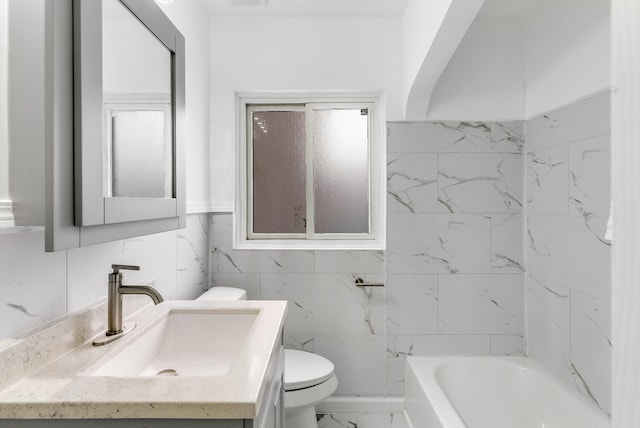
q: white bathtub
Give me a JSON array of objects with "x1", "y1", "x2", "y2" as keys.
[{"x1": 404, "y1": 356, "x2": 610, "y2": 428}]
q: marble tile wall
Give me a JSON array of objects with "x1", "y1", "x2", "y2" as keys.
[
  {"x1": 0, "y1": 214, "x2": 209, "y2": 342},
  {"x1": 209, "y1": 120, "x2": 525, "y2": 397},
  {"x1": 524, "y1": 91, "x2": 611, "y2": 415}
]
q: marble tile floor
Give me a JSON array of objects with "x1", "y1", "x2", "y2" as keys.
[{"x1": 317, "y1": 412, "x2": 411, "y2": 428}]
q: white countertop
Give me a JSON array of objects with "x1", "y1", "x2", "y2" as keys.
[{"x1": 0, "y1": 299, "x2": 287, "y2": 420}]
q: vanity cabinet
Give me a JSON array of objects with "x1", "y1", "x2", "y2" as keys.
[{"x1": 2, "y1": 343, "x2": 285, "y2": 428}]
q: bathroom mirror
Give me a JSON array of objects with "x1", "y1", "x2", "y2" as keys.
[{"x1": 73, "y1": 0, "x2": 185, "y2": 227}]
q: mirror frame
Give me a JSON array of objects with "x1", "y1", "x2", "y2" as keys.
[{"x1": 73, "y1": 0, "x2": 185, "y2": 227}]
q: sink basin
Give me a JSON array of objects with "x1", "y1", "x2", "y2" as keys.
[{"x1": 89, "y1": 309, "x2": 260, "y2": 377}]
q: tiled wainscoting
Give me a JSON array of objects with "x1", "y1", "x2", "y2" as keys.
[
  {"x1": 525, "y1": 91, "x2": 611, "y2": 415},
  {"x1": 210, "y1": 119, "x2": 526, "y2": 397},
  {"x1": 0, "y1": 214, "x2": 209, "y2": 341}
]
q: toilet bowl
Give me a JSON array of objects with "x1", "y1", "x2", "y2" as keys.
[{"x1": 196, "y1": 287, "x2": 338, "y2": 428}]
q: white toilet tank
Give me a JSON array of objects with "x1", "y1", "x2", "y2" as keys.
[{"x1": 196, "y1": 287, "x2": 247, "y2": 301}]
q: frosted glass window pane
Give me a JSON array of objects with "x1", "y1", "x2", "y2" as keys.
[
  {"x1": 313, "y1": 109, "x2": 369, "y2": 234},
  {"x1": 110, "y1": 110, "x2": 171, "y2": 198},
  {"x1": 252, "y1": 111, "x2": 306, "y2": 234}
]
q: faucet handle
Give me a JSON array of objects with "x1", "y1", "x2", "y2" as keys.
[{"x1": 111, "y1": 264, "x2": 140, "y2": 274}]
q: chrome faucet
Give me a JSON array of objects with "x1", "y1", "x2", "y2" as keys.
[{"x1": 93, "y1": 264, "x2": 164, "y2": 346}]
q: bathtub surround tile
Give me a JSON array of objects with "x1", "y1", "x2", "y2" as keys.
[
  {"x1": 525, "y1": 91, "x2": 610, "y2": 153},
  {"x1": 525, "y1": 277, "x2": 573, "y2": 386},
  {"x1": 437, "y1": 274, "x2": 523, "y2": 335},
  {"x1": 387, "y1": 121, "x2": 491, "y2": 153},
  {"x1": 0, "y1": 230, "x2": 67, "y2": 340},
  {"x1": 388, "y1": 213, "x2": 491, "y2": 274},
  {"x1": 524, "y1": 91, "x2": 611, "y2": 411},
  {"x1": 315, "y1": 334, "x2": 385, "y2": 396},
  {"x1": 525, "y1": 214, "x2": 572, "y2": 296},
  {"x1": 490, "y1": 335, "x2": 525, "y2": 355},
  {"x1": 314, "y1": 250, "x2": 386, "y2": 273},
  {"x1": 387, "y1": 153, "x2": 438, "y2": 213},
  {"x1": 491, "y1": 214, "x2": 523, "y2": 273},
  {"x1": 568, "y1": 135, "x2": 611, "y2": 218},
  {"x1": 176, "y1": 213, "x2": 209, "y2": 299},
  {"x1": 526, "y1": 146, "x2": 569, "y2": 215},
  {"x1": 386, "y1": 334, "x2": 491, "y2": 395},
  {"x1": 438, "y1": 153, "x2": 522, "y2": 213},
  {"x1": 567, "y1": 216, "x2": 611, "y2": 300},
  {"x1": 570, "y1": 291, "x2": 611, "y2": 415},
  {"x1": 386, "y1": 274, "x2": 438, "y2": 335},
  {"x1": 208, "y1": 272, "x2": 261, "y2": 299},
  {"x1": 491, "y1": 121, "x2": 523, "y2": 153}
]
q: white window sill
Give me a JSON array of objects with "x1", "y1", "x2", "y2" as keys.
[{"x1": 233, "y1": 238, "x2": 385, "y2": 251}]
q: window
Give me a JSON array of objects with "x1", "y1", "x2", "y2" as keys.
[{"x1": 235, "y1": 92, "x2": 386, "y2": 250}]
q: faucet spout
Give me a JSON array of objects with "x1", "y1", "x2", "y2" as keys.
[{"x1": 119, "y1": 285, "x2": 164, "y2": 305}]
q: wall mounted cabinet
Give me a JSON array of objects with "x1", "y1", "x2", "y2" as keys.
[{"x1": 44, "y1": 0, "x2": 186, "y2": 251}]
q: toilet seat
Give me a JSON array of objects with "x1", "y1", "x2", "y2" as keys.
[{"x1": 284, "y1": 350, "x2": 335, "y2": 391}]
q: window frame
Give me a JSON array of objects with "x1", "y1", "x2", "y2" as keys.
[{"x1": 235, "y1": 91, "x2": 386, "y2": 250}]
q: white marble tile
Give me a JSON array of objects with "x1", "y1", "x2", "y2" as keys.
[
  {"x1": 68, "y1": 230, "x2": 180, "y2": 307},
  {"x1": 210, "y1": 247, "x2": 315, "y2": 273},
  {"x1": 491, "y1": 214, "x2": 523, "y2": 273},
  {"x1": 208, "y1": 272, "x2": 261, "y2": 300},
  {"x1": 315, "y1": 334, "x2": 385, "y2": 396},
  {"x1": 284, "y1": 333, "x2": 314, "y2": 352},
  {"x1": 570, "y1": 291, "x2": 611, "y2": 415},
  {"x1": 438, "y1": 274, "x2": 523, "y2": 335},
  {"x1": 386, "y1": 334, "x2": 490, "y2": 395},
  {"x1": 261, "y1": 273, "x2": 383, "y2": 335},
  {"x1": 66, "y1": 239, "x2": 122, "y2": 311},
  {"x1": 387, "y1": 153, "x2": 438, "y2": 213},
  {"x1": 490, "y1": 335, "x2": 525, "y2": 355},
  {"x1": 317, "y1": 412, "x2": 409, "y2": 428},
  {"x1": 114, "y1": 231, "x2": 178, "y2": 299},
  {"x1": 388, "y1": 214, "x2": 491, "y2": 274},
  {"x1": 569, "y1": 134, "x2": 611, "y2": 218},
  {"x1": 315, "y1": 250, "x2": 386, "y2": 273},
  {"x1": 209, "y1": 212, "x2": 233, "y2": 248},
  {"x1": 526, "y1": 91, "x2": 610, "y2": 153},
  {"x1": 176, "y1": 214, "x2": 209, "y2": 299},
  {"x1": 387, "y1": 121, "x2": 490, "y2": 153},
  {"x1": 526, "y1": 145, "x2": 569, "y2": 215},
  {"x1": 567, "y1": 216, "x2": 611, "y2": 300},
  {"x1": 0, "y1": 230, "x2": 67, "y2": 341},
  {"x1": 525, "y1": 277, "x2": 573, "y2": 386},
  {"x1": 491, "y1": 121, "x2": 523, "y2": 153},
  {"x1": 438, "y1": 153, "x2": 522, "y2": 213},
  {"x1": 386, "y1": 274, "x2": 438, "y2": 334},
  {"x1": 526, "y1": 214, "x2": 571, "y2": 296}
]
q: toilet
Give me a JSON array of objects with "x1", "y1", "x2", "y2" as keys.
[{"x1": 196, "y1": 287, "x2": 338, "y2": 428}]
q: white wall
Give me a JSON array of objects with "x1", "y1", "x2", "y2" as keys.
[
  {"x1": 210, "y1": 15, "x2": 402, "y2": 208},
  {"x1": 524, "y1": 0, "x2": 610, "y2": 118},
  {"x1": 427, "y1": 18, "x2": 525, "y2": 120},
  {"x1": 157, "y1": 0, "x2": 211, "y2": 210}
]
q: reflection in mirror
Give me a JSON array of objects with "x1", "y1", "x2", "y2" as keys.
[{"x1": 102, "y1": 0, "x2": 173, "y2": 199}]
